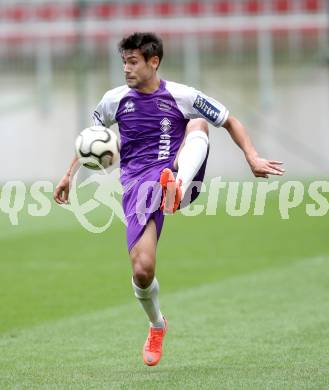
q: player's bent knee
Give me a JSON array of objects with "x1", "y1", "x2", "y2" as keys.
[
  {"x1": 131, "y1": 253, "x2": 155, "y2": 288},
  {"x1": 133, "y1": 267, "x2": 155, "y2": 288}
]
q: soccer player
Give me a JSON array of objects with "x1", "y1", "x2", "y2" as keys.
[{"x1": 54, "y1": 32, "x2": 284, "y2": 366}]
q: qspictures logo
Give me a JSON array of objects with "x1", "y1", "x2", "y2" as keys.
[
  {"x1": 64, "y1": 164, "x2": 127, "y2": 233},
  {"x1": 0, "y1": 163, "x2": 127, "y2": 233},
  {"x1": 0, "y1": 171, "x2": 328, "y2": 233}
]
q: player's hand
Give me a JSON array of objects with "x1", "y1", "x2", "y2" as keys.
[
  {"x1": 54, "y1": 174, "x2": 70, "y2": 204},
  {"x1": 247, "y1": 156, "x2": 285, "y2": 178}
]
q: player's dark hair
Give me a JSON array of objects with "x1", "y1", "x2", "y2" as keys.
[{"x1": 118, "y1": 32, "x2": 163, "y2": 67}]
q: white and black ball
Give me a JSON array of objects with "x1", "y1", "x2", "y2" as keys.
[{"x1": 75, "y1": 126, "x2": 120, "y2": 170}]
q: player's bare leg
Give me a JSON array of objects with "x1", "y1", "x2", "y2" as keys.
[
  {"x1": 160, "y1": 118, "x2": 209, "y2": 213},
  {"x1": 130, "y1": 219, "x2": 167, "y2": 366}
]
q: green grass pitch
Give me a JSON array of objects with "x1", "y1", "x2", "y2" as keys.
[{"x1": 0, "y1": 181, "x2": 328, "y2": 389}]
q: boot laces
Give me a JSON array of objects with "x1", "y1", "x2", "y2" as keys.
[{"x1": 146, "y1": 328, "x2": 163, "y2": 352}]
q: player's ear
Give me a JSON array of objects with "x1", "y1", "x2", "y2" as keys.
[{"x1": 150, "y1": 56, "x2": 160, "y2": 71}]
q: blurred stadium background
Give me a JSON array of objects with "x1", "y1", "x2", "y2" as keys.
[
  {"x1": 1, "y1": 0, "x2": 328, "y2": 181},
  {"x1": 1, "y1": 1, "x2": 329, "y2": 389}
]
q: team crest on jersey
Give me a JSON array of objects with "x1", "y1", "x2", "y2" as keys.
[
  {"x1": 160, "y1": 118, "x2": 171, "y2": 133},
  {"x1": 156, "y1": 98, "x2": 172, "y2": 112},
  {"x1": 123, "y1": 100, "x2": 135, "y2": 114},
  {"x1": 193, "y1": 95, "x2": 220, "y2": 123}
]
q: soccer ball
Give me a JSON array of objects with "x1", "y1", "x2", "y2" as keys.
[{"x1": 75, "y1": 126, "x2": 120, "y2": 170}]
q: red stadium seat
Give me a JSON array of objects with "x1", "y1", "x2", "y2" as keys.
[
  {"x1": 4, "y1": 6, "x2": 30, "y2": 22},
  {"x1": 93, "y1": 4, "x2": 118, "y2": 18},
  {"x1": 273, "y1": 0, "x2": 291, "y2": 13},
  {"x1": 35, "y1": 5, "x2": 60, "y2": 21},
  {"x1": 64, "y1": 4, "x2": 81, "y2": 19},
  {"x1": 124, "y1": 3, "x2": 146, "y2": 17},
  {"x1": 243, "y1": 0, "x2": 263, "y2": 14},
  {"x1": 213, "y1": 1, "x2": 233, "y2": 15},
  {"x1": 154, "y1": 2, "x2": 175, "y2": 16},
  {"x1": 303, "y1": 0, "x2": 321, "y2": 12},
  {"x1": 184, "y1": 1, "x2": 205, "y2": 16}
]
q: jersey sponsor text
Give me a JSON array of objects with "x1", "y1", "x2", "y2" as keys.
[{"x1": 158, "y1": 118, "x2": 171, "y2": 160}]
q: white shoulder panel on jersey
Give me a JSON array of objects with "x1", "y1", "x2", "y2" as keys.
[
  {"x1": 92, "y1": 85, "x2": 130, "y2": 127},
  {"x1": 165, "y1": 80, "x2": 229, "y2": 127}
]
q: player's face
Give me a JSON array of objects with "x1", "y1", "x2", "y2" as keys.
[{"x1": 122, "y1": 49, "x2": 159, "y2": 89}]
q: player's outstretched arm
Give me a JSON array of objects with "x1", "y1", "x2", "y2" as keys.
[
  {"x1": 223, "y1": 115, "x2": 285, "y2": 178},
  {"x1": 53, "y1": 157, "x2": 79, "y2": 204}
]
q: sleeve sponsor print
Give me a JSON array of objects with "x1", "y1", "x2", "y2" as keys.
[{"x1": 192, "y1": 95, "x2": 222, "y2": 124}]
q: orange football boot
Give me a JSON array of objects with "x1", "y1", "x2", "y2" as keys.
[
  {"x1": 160, "y1": 168, "x2": 182, "y2": 214},
  {"x1": 143, "y1": 317, "x2": 168, "y2": 366}
]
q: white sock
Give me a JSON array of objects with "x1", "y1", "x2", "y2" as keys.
[
  {"x1": 132, "y1": 277, "x2": 165, "y2": 329},
  {"x1": 176, "y1": 130, "x2": 209, "y2": 198}
]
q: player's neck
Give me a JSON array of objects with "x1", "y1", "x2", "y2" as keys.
[{"x1": 135, "y1": 77, "x2": 161, "y2": 94}]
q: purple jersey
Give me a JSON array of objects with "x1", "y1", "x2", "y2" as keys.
[{"x1": 92, "y1": 79, "x2": 229, "y2": 251}]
